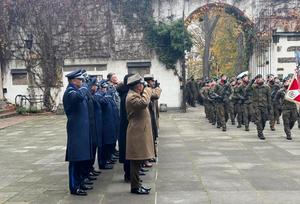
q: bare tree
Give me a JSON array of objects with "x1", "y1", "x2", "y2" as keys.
[
  {"x1": 236, "y1": 32, "x2": 244, "y2": 74},
  {"x1": 9, "y1": 0, "x2": 110, "y2": 111},
  {"x1": 0, "y1": 0, "x2": 11, "y2": 100},
  {"x1": 202, "y1": 13, "x2": 220, "y2": 78}
]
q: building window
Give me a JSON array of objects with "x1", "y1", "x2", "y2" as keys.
[
  {"x1": 277, "y1": 46, "x2": 282, "y2": 52},
  {"x1": 278, "y1": 74, "x2": 283, "y2": 80},
  {"x1": 127, "y1": 62, "x2": 151, "y2": 76},
  {"x1": 287, "y1": 36, "x2": 300, "y2": 41},
  {"x1": 63, "y1": 64, "x2": 107, "y2": 72},
  {"x1": 12, "y1": 73, "x2": 28, "y2": 85},
  {"x1": 11, "y1": 69, "x2": 28, "y2": 85},
  {"x1": 278, "y1": 58, "x2": 295, "y2": 63},
  {"x1": 287, "y1": 46, "x2": 300, "y2": 52}
]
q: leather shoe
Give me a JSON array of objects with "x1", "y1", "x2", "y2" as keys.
[
  {"x1": 131, "y1": 187, "x2": 150, "y2": 195},
  {"x1": 107, "y1": 160, "x2": 116, "y2": 164},
  {"x1": 88, "y1": 176, "x2": 97, "y2": 181},
  {"x1": 84, "y1": 180, "x2": 93, "y2": 185},
  {"x1": 140, "y1": 168, "x2": 149, "y2": 172},
  {"x1": 139, "y1": 171, "x2": 146, "y2": 176},
  {"x1": 81, "y1": 185, "x2": 93, "y2": 190},
  {"x1": 93, "y1": 170, "x2": 102, "y2": 174},
  {"x1": 143, "y1": 161, "x2": 153, "y2": 168},
  {"x1": 99, "y1": 164, "x2": 114, "y2": 170},
  {"x1": 149, "y1": 158, "x2": 156, "y2": 163},
  {"x1": 71, "y1": 189, "x2": 87, "y2": 196},
  {"x1": 90, "y1": 171, "x2": 100, "y2": 176},
  {"x1": 141, "y1": 185, "x2": 151, "y2": 191}
]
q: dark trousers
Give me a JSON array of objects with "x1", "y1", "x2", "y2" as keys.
[
  {"x1": 124, "y1": 160, "x2": 131, "y2": 179},
  {"x1": 243, "y1": 103, "x2": 253, "y2": 127},
  {"x1": 282, "y1": 109, "x2": 298, "y2": 137},
  {"x1": 99, "y1": 144, "x2": 115, "y2": 166},
  {"x1": 130, "y1": 160, "x2": 142, "y2": 189},
  {"x1": 88, "y1": 145, "x2": 97, "y2": 172},
  {"x1": 254, "y1": 107, "x2": 268, "y2": 135},
  {"x1": 69, "y1": 161, "x2": 85, "y2": 193}
]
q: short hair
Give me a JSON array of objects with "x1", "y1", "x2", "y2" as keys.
[{"x1": 107, "y1": 72, "x2": 115, "y2": 81}]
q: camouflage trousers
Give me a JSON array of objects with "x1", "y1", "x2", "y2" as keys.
[
  {"x1": 207, "y1": 102, "x2": 217, "y2": 124},
  {"x1": 235, "y1": 103, "x2": 243, "y2": 125},
  {"x1": 254, "y1": 106, "x2": 269, "y2": 135},
  {"x1": 282, "y1": 109, "x2": 298, "y2": 137},
  {"x1": 203, "y1": 101, "x2": 209, "y2": 118},
  {"x1": 243, "y1": 103, "x2": 254, "y2": 128},
  {"x1": 228, "y1": 101, "x2": 236, "y2": 123},
  {"x1": 269, "y1": 103, "x2": 282, "y2": 128},
  {"x1": 216, "y1": 102, "x2": 229, "y2": 128}
]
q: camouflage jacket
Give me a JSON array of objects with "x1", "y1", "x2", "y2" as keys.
[
  {"x1": 275, "y1": 88, "x2": 297, "y2": 110},
  {"x1": 251, "y1": 84, "x2": 272, "y2": 108}
]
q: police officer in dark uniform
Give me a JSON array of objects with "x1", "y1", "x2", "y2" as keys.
[
  {"x1": 96, "y1": 80, "x2": 118, "y2": 170},
  {"x1": 63, "y1": 70, "x2": 93, "y2": 196},
  {"x1": 83, "y1": 76, "x2": 101, "y2": 179}
]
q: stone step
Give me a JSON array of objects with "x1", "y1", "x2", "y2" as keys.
[{"x1": 0, "y1": 110, "x2": 18, "y2": 119}]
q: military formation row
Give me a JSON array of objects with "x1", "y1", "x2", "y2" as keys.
[{"x1": 198, "y1": 73, "x2": 300, "y2": 140}]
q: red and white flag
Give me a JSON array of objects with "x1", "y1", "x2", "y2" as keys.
[{"x1": 285, "y1": 70, "x2": 300, "y2": 105}]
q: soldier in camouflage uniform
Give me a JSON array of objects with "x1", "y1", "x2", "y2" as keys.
[
  {"x1": 200, "y1": 80, "x2": 210, "y2": 119},
  {"x1": 228, "y1": 78, "x2": 237, "y2": 125},
  {"x1": 186, "y1": 76, "x2": 198, "y2": 107},
  {"x1": 213, "y1": 74, "x2": 231, "y2": 131},
  {"x1": 274, "y1": 77, "x2": 283, "y2": 124},
  {"x1": 234, "y1": 78, "x2": 244, "y2": 128},
  {"x1": 251, "y1": 74, "x2": 272, "y2": 140},
  {"x1": 240, "y1": 74, "x2": 254, "y2": 131},
  {"x1": 207, "y1": 80, "x2": 218, "y2": 126},
  {"x1": 267, "y1": 74, "x2": 281, "y2": 131},
  {"x1": 275, "y1": 78, "x2": 298, "y2": 140}
]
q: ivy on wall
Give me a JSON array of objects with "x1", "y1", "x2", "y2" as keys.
[
  {"x1": 112, "y1": 0, "x2": 193, "y2": 69},
  {"x1": 111, "y1": 0, "x2": 153, "y2": 31},
  {"x1": 145, "y1": 19, "x2": 193, "y2": 69}
]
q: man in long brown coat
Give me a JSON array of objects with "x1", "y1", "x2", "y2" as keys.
[{"x1": 126, "y1": 73, "x2": 154, "y2": 195}]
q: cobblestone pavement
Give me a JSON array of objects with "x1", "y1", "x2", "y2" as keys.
[{"x1": 1, "y1": 106, "x2": 300, "y2": 204}]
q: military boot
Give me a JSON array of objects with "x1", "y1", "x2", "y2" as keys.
[
  {"x1": 237, "y1": 123, "x2": 242, "y2": 128},
  {"x1": 231, "y1": 121, "x2": 236, "y2": 125},
  {"x1": 222, "y1": 126, "x2": 226, "y2": 132},
  {"x1": 258, "y1": 132, "x2": 265, "y2": 140},
  {"x1": 270, "y1": 126, "x2": 275, "y2": 131},
  {"x1": 287, "y1": 135, "x2": 292, "y2": 140},
  {"x1": 245, "y1": 126, "x2": 249, "y2": 131}
]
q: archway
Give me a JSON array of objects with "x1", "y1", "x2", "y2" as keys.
[{"x1": 184, "y1": 3, "x2": 254, "y2": 78}]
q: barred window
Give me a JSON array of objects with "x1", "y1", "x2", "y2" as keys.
[{"x1": 12, "y1": 73, "x2": 28, "y2": 85}]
